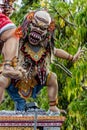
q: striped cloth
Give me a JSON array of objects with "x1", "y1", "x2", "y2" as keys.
[{"x1": 0, "y1": 13, "x2": 16, "y2": 34}]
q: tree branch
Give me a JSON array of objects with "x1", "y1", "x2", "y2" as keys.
[
  {"x1": 51, "y1": 6, "x2": 76, "y2": 28},
  {"x1": 67, "y1": 9, "x2": 74, "y2": 20}
]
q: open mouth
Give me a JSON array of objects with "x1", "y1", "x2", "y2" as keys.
[{"x1": 29, "y1": 31, "x2": 41, "y2": 44}]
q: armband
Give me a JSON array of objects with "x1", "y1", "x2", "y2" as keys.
[
  {"x1": 67, "y1": 54, "x2": 73, "y2": 61},
  {"x1": 49, "y1": 98, "x2": 58, "y2": 106},
  {"x1": 4, "y1": 56, "x2": 18, "y2": 67}
]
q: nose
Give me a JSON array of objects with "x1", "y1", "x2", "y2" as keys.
[{"x1": 37, "y1": 28, "x2": 40, "y2": 31}]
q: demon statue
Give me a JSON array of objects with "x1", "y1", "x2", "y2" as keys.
[{"x1": 0, "y1": 9, "x2": 82, "y2": 113}]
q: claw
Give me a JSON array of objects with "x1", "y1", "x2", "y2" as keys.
[
  {"x1": 46, "y1": 109, "x2": 67, "y2": 116},
  {"x1": 2, "y1": 69, "x2": 22, "y2": 79},
  {"x1": 46, "y1": 110, "x2": 60, "y2": 116}
]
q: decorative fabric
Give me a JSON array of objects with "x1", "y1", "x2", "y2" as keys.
[
  {"x1": 16, "y1": 77, "x2": 38, "y2": 99},
  {"x1": 0, "y1": 13, "x2": 16, "y2": 34}
]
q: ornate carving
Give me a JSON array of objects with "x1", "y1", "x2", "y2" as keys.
[
  {"x1": 25, "y1": 44, "x2": 46, "y2": 62},
  {"x1": 16, "y1": 78, "x2": 37, "y2": 98}
]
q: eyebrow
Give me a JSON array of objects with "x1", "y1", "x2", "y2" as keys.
[{"x1": 35, "y1": 16, "x2": 49, "y2": 24}]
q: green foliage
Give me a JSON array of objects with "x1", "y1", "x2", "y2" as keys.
[
  {"x1": 0, "y1": 92, "x2": 14, "y2": 110},
  {"x1": 36, "y1": 87, "x2": 49, "y2": 110},
  {"x1": 0, "y1": 55, "x2": 3, "y2": 63}
]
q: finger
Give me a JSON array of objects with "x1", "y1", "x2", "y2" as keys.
[
  {"x1": 80, "y1": 50, "x2": 85, "y2": 53},
  {"x1": 78, "y1": 55, "x2": 83, "y2": 59},
  {"x1": 81, "y1": 52, "x2": 85, "y2": 55},
  {"x1": 82, "y1": 46, "x2": 87, "y2": 50},
  {"x1": 76, "y1": 51, "x2": 84, "y2": 57},
  {"x1": 18, "y1": 66, "x2": 26, "y2": 73},
  {"x1": 78, "y1": 46, "x2": 81, "y2": 50},
  {"x1": 77, "y1": 52, "x2": 84, "y2": 57},
  {"x1": 78, "y1": 57, "x2": 82, "y2": 60},
  {"x1": 78, "y1": 47, "x2": 82, "y2": 52}
]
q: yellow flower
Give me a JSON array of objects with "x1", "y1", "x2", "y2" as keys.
[
  {"x1": 60, "y1": 19, "x2": 65, "y2": 28},
  {"x1": 40, "y1": 1, "x2": 45, "y2": 7}
]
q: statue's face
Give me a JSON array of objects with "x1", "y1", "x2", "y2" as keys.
[{"x1": 28, "y1": 11, "x2": 51, "y2": 45}]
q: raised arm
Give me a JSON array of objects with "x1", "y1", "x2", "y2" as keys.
[
  {"x1": 54, "y1": 48, "x2": 73, "y2": 61},
  {"x1": 54, "y1": 47, "x2": 82, "y2": 62},
  {"x1": 1, "y1": 28, "x2": 18, "y2": 61}
]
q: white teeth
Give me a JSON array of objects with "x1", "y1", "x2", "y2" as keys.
[
  {"x1": 30, "y1": 32, "x2": 41, "y2": 42},
  {"x1": 40, "y1": 37, "x2": 41, "y2": 41},
  {"x1": 31, "y1": 37, "x2": 33, "y2": 41},
  {"x1": 38, "y1": 36, "x2": 41, "y2": 39}
]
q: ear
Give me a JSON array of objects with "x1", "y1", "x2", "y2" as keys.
[
  {"x1": 14, "y1": 12, "x2": 35, "y2": 39},
  {"x1": 26, "y1": 12, "x2": 35, "y2": 22},
  {"x1": 14, "y1": 26, "x2": 23, "y2": 39},
  {"x1": 48, "y1": 21, "x2": 55, "y2": 32}
]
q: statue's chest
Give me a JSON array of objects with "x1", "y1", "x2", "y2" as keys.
[
  {"x1": 19, "y1": 44, "x2": 50, "y2": 85},
  {"x1": 24, "y1": 44, "x2": 46, "y2": 62},
  {"x1": 20, "y1": 44, "x2": 50, "y2": 67}
]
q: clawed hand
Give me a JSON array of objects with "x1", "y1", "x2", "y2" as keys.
[
  {"x1": 72, "y1": 47, "x2": 85, "y2": 62},
  {"x1": 2, "y1": 66, "x2": 26, "y2": 79}
]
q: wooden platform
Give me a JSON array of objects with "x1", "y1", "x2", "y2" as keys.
[{"x1": 0, "y1": 110, "x2": 65, "y2": 130}]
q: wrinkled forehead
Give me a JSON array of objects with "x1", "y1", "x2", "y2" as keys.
[{"x1": 34, "y1": 11, "x2": 51, "y2": 25}]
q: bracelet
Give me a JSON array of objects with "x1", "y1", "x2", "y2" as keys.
[
  {"x1": 49, "y1": 98, "x2": 58, "y2": 106},
  {"x1": 67, "y1": 54, "x2": 73, "y2": 61},
  {"x1": 4, "y1": 60, "x2": 12, "y2": 67},
  {"x1": 4, "y1": 57, "x2": 18, "y2": 67}
]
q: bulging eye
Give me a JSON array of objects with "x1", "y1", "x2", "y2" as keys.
[
  {"x1": 32, "y1": 22, "x2": 37, "y2": 27},
  {"x1": 40, "y1": 26, "x2": 47, "y2": 31}
]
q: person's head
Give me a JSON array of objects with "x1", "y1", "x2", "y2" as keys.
[
  {"x1": 20, "y1": 9, "x2": 55, "y2": 47},
  {"x1": 0, "y1": 0, "x2": 15, "y2": 16},
  {"x1": 28, "y1": 10, "x2": 51, "y2": 45}
]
